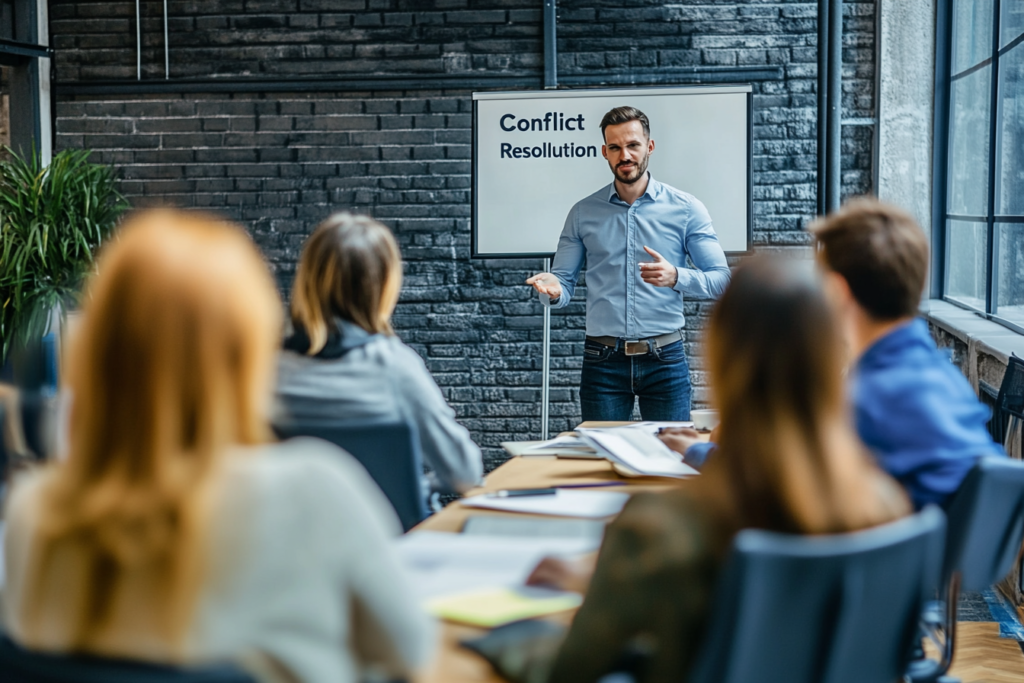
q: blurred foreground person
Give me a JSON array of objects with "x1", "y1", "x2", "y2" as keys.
[
  {"x1": 499, "y1": 256, "x2": 909, "y2": 683},
  {"x1": 812, "y1": 199, "x2": 1003, "y2": 508},
  {"x1": 275, "y1": 213, "x2": 483, "y2": 495},
  {"x1": 1, "y1": 210, "x2": 432, "y2": 683}
]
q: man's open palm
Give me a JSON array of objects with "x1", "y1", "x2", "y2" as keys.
[{"x1": 526, "y1": 273, "x2": 563, "y2": 299}]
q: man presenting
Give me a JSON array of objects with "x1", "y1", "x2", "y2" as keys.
[{"x1": 527, "y1": 106, "x2": 731, "y2": 421}]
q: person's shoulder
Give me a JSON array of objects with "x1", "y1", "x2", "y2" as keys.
[
  {"x1": 230, "y1": 438, "x2": 371, "y2": 500},
  {"x1": 609, "y1": 488, "x2": 726, "y2": 569},
  {"x1": 615, "y1": 488, "x2": 711, "y2": 541},
  {"x1": 652, "y1": 179, "x2": 699, "y2": 206},
  {"x1": 572, "y1": 184, "x2": 613, "y2": 212}
]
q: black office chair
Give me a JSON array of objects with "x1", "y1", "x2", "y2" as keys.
[
  {"x1": 991, "y1": 354, "x2": 1024, "y2": 452},
  {"x1": 689, "y1": 507, "x2": 946, "y2": 683},
  {"x1": 0, "y1": 634, "x2": 258, "y2": 683},
  {"x1": 273, "y1": 421, "x2": 429, "y2": 531},
  {"x1": 907, "y1": 456, "x2": 1024, "y2": 683}
]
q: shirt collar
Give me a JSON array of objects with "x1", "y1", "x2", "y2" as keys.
[
  {"x1": 855, "y1": 318, "x2": 929, "y2": 371},
  {"x1": 607, "y1": 173, "x2": 660, "y2": 204}
]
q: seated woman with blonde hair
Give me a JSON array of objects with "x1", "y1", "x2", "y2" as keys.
[
  {"x1": 1, "y1": 210, "x2": 432, "y2": 683},
  {"x1": 275, "y1": 213, "x2": 483, "y2": 496},
  {"x1": 494, "y1": 256, "x2": 911, "y2": 683}
]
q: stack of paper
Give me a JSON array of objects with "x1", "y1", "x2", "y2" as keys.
[
  {"x1": 577, "y1": 425, "x2": 700, "y2": 479},
  {"x1": 502, "y1": 436, "x2": 601, "y2": 459},
  {"x1": 460, "y1": 489, "x2": 629, "y2": 518}
]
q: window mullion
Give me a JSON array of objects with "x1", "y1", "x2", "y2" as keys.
[{"x1": 986, "y1": 0, "x2": 1002, "y2": 315}]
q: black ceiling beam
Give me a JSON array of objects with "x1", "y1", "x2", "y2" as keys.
[{"x1": 53, "y1": 66, "x2": 782, "y2": 96}]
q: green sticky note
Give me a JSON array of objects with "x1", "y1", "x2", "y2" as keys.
[{"x1": 426, "y1": 587, "x2": 583, "y2": 628}]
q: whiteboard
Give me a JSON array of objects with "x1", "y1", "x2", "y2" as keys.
[{"x1": 472, "y1": 86, "x2": 752, "y2": 258}]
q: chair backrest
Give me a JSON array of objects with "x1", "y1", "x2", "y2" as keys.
[
  {"x1": 991, "y1": 354, "x2": 1024, "y2": 446},
  {"x1": 690, "y1": 507, "x2": 946, "y2": 683},
  {"x1": 0, "y1": 634, "x2": 258, "y2": 683},
  {"x1": 942, "y1": 455, "x2": 1024, "y2": 592},
  {"x1": 273, "y1": 421, "x2": 428, "y2": 531}
]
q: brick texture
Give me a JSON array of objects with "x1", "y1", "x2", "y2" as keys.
[{"x1": 49, "y1": 1, "x2": 878, "y2": 471}]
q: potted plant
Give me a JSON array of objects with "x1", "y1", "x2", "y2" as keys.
[{"x1": 0, "y1": 147, "x2": 128, "y2": 384}]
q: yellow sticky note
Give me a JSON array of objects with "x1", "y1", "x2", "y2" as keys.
[{"x1": 426, "y1": 587, "x2": 582, "y2": 628}]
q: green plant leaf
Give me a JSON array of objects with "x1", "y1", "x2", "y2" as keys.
[{"x1": 0, "y1": 146, "x2": 129, "y2": 364}]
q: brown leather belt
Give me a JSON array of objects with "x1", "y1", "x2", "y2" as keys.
[{"x1": 585, "y1": 329, "x2": 684, "y2": 356}]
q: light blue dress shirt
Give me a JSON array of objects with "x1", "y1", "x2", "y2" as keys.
[{"x1": 541, "y1": 174, "x2": 731, "y2": 337}]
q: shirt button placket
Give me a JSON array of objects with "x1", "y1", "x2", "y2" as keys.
[{"x1": 626, "y1": 206, "x2": 636, "y2": 339}]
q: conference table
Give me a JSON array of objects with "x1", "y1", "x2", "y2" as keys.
[{"x1": 416, "y1": 423, "x2": 702, "y2": 683}]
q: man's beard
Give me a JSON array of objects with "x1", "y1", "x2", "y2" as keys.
[{"x1": 610, "y1": 153, "x2": 650, "y2": 185}]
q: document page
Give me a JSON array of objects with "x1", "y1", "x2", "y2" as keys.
[
  {"x1": 395, "y1": 531, "x2": 599, "y2": 602},
  {"x1": 460, "y1": 489, "x2": 630, "y2": 518},
  {"x1": 577, "y1": 426, "x2": 700, "y2": 478}
]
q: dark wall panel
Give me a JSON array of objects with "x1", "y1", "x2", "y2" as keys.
[{"x1": 50, "y1": 0, "x2": 877, "y2": 471}]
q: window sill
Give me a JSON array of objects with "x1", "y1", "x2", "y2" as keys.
[{"x1": 920, "y1": 299, "x2": 1024, "y2": 365}]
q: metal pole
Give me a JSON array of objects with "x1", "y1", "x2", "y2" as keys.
[
  {"x1": 541, "y1": 258, "x2": 551, "y2": 440},
  {"x1": 163, "y1": 0, "x2": 169, "y2": 79},
  {"x1": 543, "y1": 0, "x2": 557, "y2": 89},
  {"x1": 817, "y1": 0, "x2": 829, "y2": 215},
  {"x1": 135, "y1": 0, "x2": 141, "y2": 80},
  {"x1": 826, "y1": 0, "x2": 843, "y2": 213}
]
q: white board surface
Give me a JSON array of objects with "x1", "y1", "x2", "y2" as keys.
[{"x1": 472, "y1": 86, "x2": 751, "y2": 258}]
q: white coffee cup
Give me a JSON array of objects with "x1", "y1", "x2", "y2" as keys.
[{"x1": 691, "y1": 409, "x2": 720, "y2": 432}]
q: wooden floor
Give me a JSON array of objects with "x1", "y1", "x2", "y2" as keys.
[{"x1": 926, "y1": 623, "x2": 1024, "y2": 682}]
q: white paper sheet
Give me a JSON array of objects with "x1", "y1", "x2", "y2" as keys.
[
  {"x1": 525, "y1": 435, "x2": 595, "y2": 452},
  {"x1": 395, "y1": 531, "x2": 600, "y2": 601},
  {"x1": 460, "y1": 489, "x2": 630, "y2": 518},
  {"x1": 578, "y1": 426, "x2": 700, "y2": 478}
]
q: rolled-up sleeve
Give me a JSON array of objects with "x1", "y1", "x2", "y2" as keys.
[
  {"x1": 674, "y1": 198, "x2": 731, "y2": 300},
  {"x1": 542, "y1": 207, "x2": 586, "y2": 309}
]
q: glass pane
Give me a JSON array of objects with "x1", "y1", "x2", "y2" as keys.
[
  {"x1": 948, "y1": 65, "x2": 992, "y2": 216},
  {"x1": 997, "y1": 43, "x2": 1024, "y2": 214},
  {"x1": 1002, "y1": 0, "x2": 1024, "y2": 49},
  {"x1": 996, "y1": 223, "x2": 1024, "y2": 325},
  {"x1": 954, "y1": 0, "x2": 994, "y2": 72},
  {"x1": 946, "y1": 220, "x2": 989, "y2": 311}
]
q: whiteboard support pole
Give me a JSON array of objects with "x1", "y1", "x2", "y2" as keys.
[{"x1": 541, "y1": 258, "x2": 551, "y2": 440}]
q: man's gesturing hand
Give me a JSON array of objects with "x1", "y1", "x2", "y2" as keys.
[
  {"x1": 526, "y1": 272, "x2": 563, "y2": 299},
  {"x1": 639, "y1": 246, "x2": 679, "y2": 288}
]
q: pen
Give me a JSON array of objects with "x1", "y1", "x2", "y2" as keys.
[
  {"x1": 557, "y1": 482, "x2": 628, "y2": 489},
  {"x1": 487, "y1": 488, "x2": 558, "y2": 498}
]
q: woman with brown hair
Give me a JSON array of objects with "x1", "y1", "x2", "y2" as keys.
[
  {"x1": 1, "y1": 210, "x2": 432, "y2": 682},
  {"x1": 499, "y1": 255, "x2": 910, "y2": 683},
  {"x1": 274, "y1": 212, "x2": 482, "y2": 496}
]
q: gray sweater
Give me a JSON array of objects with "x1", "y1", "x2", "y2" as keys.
[
  {"x1": 2, "y1": 439, "x2": 434, "y2": 683},
  {"x1": 274, "y1": 321, "x2": 484, "y2": 494}
]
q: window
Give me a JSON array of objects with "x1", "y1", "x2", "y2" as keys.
[{"x1": 939, "y1": 0, "x2": 1024, "y2": 333}]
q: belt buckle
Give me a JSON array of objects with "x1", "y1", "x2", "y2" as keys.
[{"x1": 624, "y1": 340, "x2": 649, "y2": 356}]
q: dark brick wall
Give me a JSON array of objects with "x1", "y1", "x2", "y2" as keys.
[{"x1": 50, "y1": 1, "x2": 878, "y2": 471}]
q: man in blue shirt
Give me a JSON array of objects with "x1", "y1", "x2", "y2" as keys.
[
  {"x1": 527, "y1": 107, "x2": 731, "y2": 421},
  {"x1": 665, "y1": 199, "x2": 1003, "y2": 508},
  {"x1": 813, "y1": 199, "x2": 1003, "y2": 508}
]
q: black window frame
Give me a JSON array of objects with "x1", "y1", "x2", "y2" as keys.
[{"x1": 934, "y1": 0, "x2": 1024, "y2": 336}]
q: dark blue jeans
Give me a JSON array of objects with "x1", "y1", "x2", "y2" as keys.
[{"x1": 579, "y1": 338, "x2": 692, "y2": 422}]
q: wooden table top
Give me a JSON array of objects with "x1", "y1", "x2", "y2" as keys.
[{"x1": 416, "y1": 423, "x2": 698, "y2": 682}]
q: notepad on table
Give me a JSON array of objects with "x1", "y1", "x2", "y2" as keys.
[
  {"x1": 426, "y1": 586, "x2": 582, "y2": 628},
  {"x1": 460, "y1": 489, "x2": 629, "y2": 518}
]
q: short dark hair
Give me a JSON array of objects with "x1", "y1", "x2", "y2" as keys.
[
  {"x1": 600, "y1": 107, "x2": 650, "y2": 140},
  {"x1": 810, "y1": 198, "x2": 929, "y2": 321}
]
